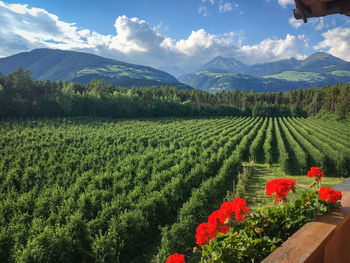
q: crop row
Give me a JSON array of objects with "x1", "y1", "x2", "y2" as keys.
[
  {"x1": 259, "y1": 117, "x2": 350, "y2": 177},
  {"x1": 1, "y1": 117, "x2": 263, "y2": 262},
  {"x1": 0, "y1": 117, "x2": 348, "y2": 262},
  {"x1": 157, "y1": 117, "x2": 264, "y2": 261}
]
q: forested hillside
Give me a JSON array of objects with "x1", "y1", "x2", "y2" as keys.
[
  {"x1": 0, "y1": 68, "x2": 349, "y2": 120},
  {"x1": 179, "y1": 52, "x2": 350, "y2": 93},
  {"x1": 0, "y1": 49, "x2": 179, "y2": 85}
]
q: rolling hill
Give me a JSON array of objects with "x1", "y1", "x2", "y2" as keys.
[
  {"x1": 179, "y1": 52, "x2": 350, "y2": 93},
  {"x1": 179, "y1": 70, "x2": 306, "y2": 93},
  {"x1": 0, "y1": 49, "x2": 192, "y2": 89}
]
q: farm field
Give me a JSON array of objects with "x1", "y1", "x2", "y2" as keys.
[{"x1": 0, "y1": 117, "x2": 349, "y2": 262}]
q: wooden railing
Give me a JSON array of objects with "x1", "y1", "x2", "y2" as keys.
[{"x1": 262, "y1": 178, "x2": 350, "y2": 263}]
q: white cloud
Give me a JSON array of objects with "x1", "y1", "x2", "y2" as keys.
[
  {"x1": 289, "y1": 15, "x2": 332, "y2": 31},
  {"x1": 219, "y1": 2, "x2": 233, "y2": 13},
  {"x1": 289, "y1": 17, "x2": 303, "y2": 28},
  {"x1": 198, "y1": 5, "x2": 208, "y2": 16},
  {"x1": 236, "y1": 34, "x2": 308, "y2": 64},
  {"x1": 315, "y1": 17, "x2": 325, "y2": 31},
  {"x1": 0, "y1": 1, "x2": 93, "y2": 55},
  {"x1": 202, "y1": 0, "x2": 215, "y2": 4},
  {"x1": 314, "y1": 27, "x2": 350, "y2": 61},
  {"x1": 278, "y1": 0, "x2": 294, "y2": 7},
  {"x1": 0, "y1": 1, "x2": 309, "y2": 73},
  {"x1": 199, "y1": 0, "x2": 240, "y2": 16}
]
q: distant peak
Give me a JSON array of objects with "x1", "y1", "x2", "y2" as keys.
[
  {"x1": 313, "y1": 51, "x2": 331, "y2": 56},
  {"x1": 306, "y1": 52, "x2": 334, "y2": 59},
  {"x1": 212, "y1": 55, "x2": 225, "y2": 60},
  {"x1": 303, "y1": 52, "x2": 345, "y2": 63}
]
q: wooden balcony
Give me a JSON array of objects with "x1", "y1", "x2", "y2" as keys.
[{"x1": 262, "y1": 178, "x2": 350, "y2": 263}]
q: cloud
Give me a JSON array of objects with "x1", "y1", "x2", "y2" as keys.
[
  {"x1": 198, "y1": 5, "x2": 208, "y2": 16},
  {"x1": 314, "y1": 17, "x2": 326, "y2": 31},
  {"x1": 199, "y1": 0, "x2": 240, "y2": 16},
  {"x1": 289, "y1": 16, "x2": 332, "y2": 31},
  {"x1": 0, "y1": 1, "x2": 309, "y2": 74},
  {"x1": 202, "y1": 0, "x2": 215, "y2": 4},
  {"x1": 278, "y1": 0, "x2": 294, "y2": 7},
  {"x1": 0, "y1": 1, "x2": 92, "y2": 56},
  {"x1": 314, "y1": 27, "x2": 350, "y2": 61},
  {"x1": 236, "y1": 34, "x2": 308, "y2": 64},
  {"x1": 219, "y1": 2, "x2": 233, "y2": 13},
  {"x1": 289, "y1": 17, "x2": 303, "y2": 28}
]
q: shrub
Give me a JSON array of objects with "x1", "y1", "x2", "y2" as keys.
[{"x1": 169, "y1": 167, "x2": 342, "y2": 262}]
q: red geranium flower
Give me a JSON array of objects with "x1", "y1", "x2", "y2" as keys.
[
  {"x1": 208, "y1": 210, "x2": 229, "y2": 234},
  {"x1": 195, "y1": 222, "x2": 216, "y2": 247},
  {"x1": 232, "y1": 197, "x2": 250, "y2": 222},
  {"x1": 318, "y1": 187, "x2": 342, "y2": 203},
  {"x1": 195, "y1": 198, "x2": 249, "y2": 247},
  {"x1": 220, "y1": 198, "x2": 250, "y2": 223},
  {"x1": 307, "y1": 167, "x2": 325, "y2": 181},
  {"x1": 266, "y1": 178, "x2": 296, "y2": 202},
  {"x1": 219, "y1": 201, "x2": 235, "y2": 223},
  {"x1": 166, "y1": 253, "x2": 185, "y2": 263}
]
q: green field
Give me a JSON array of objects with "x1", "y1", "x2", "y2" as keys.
[
  {"x1": 0, "y1": 117, "x2": 349, "y2": 262},
  {"x1": 241, "y1": 163, "x2": 344, "y2": 210},
  {"x1": 76, "y1": 64, "x2": 158, "y2": 80},
  {"x1": 330, "y1": 70, "x2": 350, "y2": 77},
  {"x1": 263, "y1": 71, "x2": 325, "y2": 82}
]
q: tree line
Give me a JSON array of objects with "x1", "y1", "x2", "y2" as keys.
[{"x1": 0, "y1": 68, "x2": 349, "y2": 119}]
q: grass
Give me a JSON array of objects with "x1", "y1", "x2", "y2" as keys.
[
  {"x1": 196, "y1": 71, "x2": 242, "y2": 78},
  {"x1": 263, "y1": 71, "x2": 325, "y2": 82},
  {"x1": 76, "y1": 65, "x2": 160, "y2": 80},
  {"x1": 242, "y1": 162, "x2": 345, "y2": 211},
  {"x1": 309, "y1": 110, "x2": 350, "y2": 123},
  {"x1": 330, "y1": 70, "x2": 350, "y2": 77}
]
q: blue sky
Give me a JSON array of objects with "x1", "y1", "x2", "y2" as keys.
[{"x1": 1, "y1": 0, "x2": 349, "y2": 75}]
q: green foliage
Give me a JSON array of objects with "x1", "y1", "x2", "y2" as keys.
[
  {"x1": 199, "y1": 191, "x2": 340, "y2": 263},
  {"x1": 235, "y1": 166, "x2": 255, "y2": 199},
  {"x1": 279, "y1": 118, "x2": 308, "y2": 174},
  {"x1": 263, "y1": 71, "x2": 325, "y2": 82},
  {"x1": 1, "y1": 69, "x2": 349, "y2": 119},
  {"x1": 274, "y1": 118, "x2": 292, "y2": 173},
  {"x1": 249, "y1": 118, "x2": 268, "y2": 162},
  {"x1": 0, "y1": 117, "x2": 349, "y2": 262},
  {"x1": 263, "y1": 118, "x2": 274, "y2": 165}
]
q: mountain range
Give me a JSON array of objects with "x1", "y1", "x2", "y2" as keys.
[
  {"x1": 179, "y1": 52, "x2": 350, "y2": 93},
  {"x1": 1, "y1": 49, "x2": 349, "y2": 93},
  {"x1": 0, "y1": 49, "x2": 192, "y2": 90}
]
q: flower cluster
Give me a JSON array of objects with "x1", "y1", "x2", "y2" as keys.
[
  {"x1": 169, "y1": 168, "x2": 344, "y2": 262},
  {"x1": 266, "y1": 178, "x2": 296, "y2": 202},
  {"x1": 220, "y1": 198, "x2": 250, "y2": 223},
  {"x1": 318, "y1": 187, "x2": 342, "y2": 203},
  {"x1": 307, "y1": 167, "x2": 325, "y2": 182},
  {"x1": 195, "y1": 198, "x2": 249, "y2": 247},
  {"x1": 166, "y1": 253, "x2": 185, "y2": 263}
]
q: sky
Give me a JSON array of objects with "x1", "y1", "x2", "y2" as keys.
[{"x1": 1, "y1": 0, "x2": 350, "y2": 75}]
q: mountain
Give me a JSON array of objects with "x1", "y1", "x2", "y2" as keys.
[
  {"x1": 179, "y1": 52, "x2": 350, "y2": 93},
  {"x1": 242, "y1": 58, "x2": 300, "y2": 76},
  {"x1": 158, "y1": 65, "x2": 186, "y2": 78},
  {"x1": 296, "y1": 52, "x2": 348, "y2": 73},
  {"x1": 199, "y1": 56, "x2": 248, "y2": 73},
  {"x1": 179, "y1": 70, "x2": 309, "y2": 93},
  {"x1": 0, "y1": 49, "x2": 189, "y2": 89}
]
